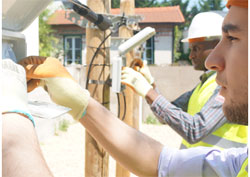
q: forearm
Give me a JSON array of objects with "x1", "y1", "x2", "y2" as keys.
[
  {"x1": 145, "y1": 88, "x2": 160, "y2": 105},
  {"x1": 2, "y1": 113, "x2": 53, "y2": 177},
  {"x1": 80, "y1": 98, "x2": 164, "y2": 176},
  {"x1": 150, "y1": 95, "x2": 227, "y2": 143}
]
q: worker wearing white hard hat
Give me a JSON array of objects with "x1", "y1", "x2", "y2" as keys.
[
  {"x1": 120, "y1": 10, "x2": 247, "y2": 150},
  {"x1": 181, "y1": 11, "x2": 226, "y2": 42}
]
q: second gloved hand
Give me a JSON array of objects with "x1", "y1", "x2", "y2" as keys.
[
  {"x1": 139, "y1": 63, "x2": 155, "y2": 85},
  {"x1": 130, "y1": 59, "x2": 155, "y2": 85},
  {"x1": 19, "y1": 56, "x2": 90, "y2": 121},
  {"x1": 121, "y1": 67, "x2": 152, "y2": 97}
]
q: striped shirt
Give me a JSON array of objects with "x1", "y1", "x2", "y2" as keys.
[{"x1": 150, "y1": 73, "x2": 227, "y2": 144}]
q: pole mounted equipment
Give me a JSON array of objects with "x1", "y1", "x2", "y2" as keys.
[{"x1": 69, "y1": 0, "x2": 112, "y2": 31}]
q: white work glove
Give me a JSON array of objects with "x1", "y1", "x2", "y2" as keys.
[
  {"x1": 121, "y1": 67, "x2": 152, "y2": 97},
  {"x1": 130, "y1": 59, "x2": 155, "y2": 85},
  {"x1": 2, "y1": 59, "x2": 35, "y2": 126},
  {"x1": 18, "y1": 56, "x2": 90, "y2": 121},
  {"x1": 139, "y1": 63, "x2": 155, "y2": 85},
  {"x1": 41, "y1": 77, "x2": 90, "y2": 120}
]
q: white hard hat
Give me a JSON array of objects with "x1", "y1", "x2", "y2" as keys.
[{"x1": 182, "y1": 11, "x2": 227, "y2": 42}]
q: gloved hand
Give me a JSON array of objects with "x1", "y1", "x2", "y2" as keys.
[
  {"x1": 130, "y1": 59, "x2": 155, "y2": 85},
  {"x1": 18, "y1": 56, "x2": 90, "y2": 121},
  {"x1": 139, "y1": 64, "x2": 154, "y2": 85},
  {"x1": 121, "y1": 67, "x2": 152, "y2": 97},
  {"x1": 2, "y1": 59, "x2": 35, "y2": 126}
]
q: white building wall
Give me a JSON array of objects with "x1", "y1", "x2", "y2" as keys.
[
  {"x1": 22, "y1": 18, "x2": 39, "y2": 56},
  {"x1": 154, "y1": 33, "x2": 172, "y2": 65}
]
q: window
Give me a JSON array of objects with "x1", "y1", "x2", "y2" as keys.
[
  {"x1": 64, "y1": 35, "x2": 82, "y2": 65},
  {"x1": 143, "y1": 36, "x2": 155, "y2": 64}
]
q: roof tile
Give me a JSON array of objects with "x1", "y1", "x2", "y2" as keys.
[{"x1": 48, "y1": 6, "x2": 185, "y2": 25}]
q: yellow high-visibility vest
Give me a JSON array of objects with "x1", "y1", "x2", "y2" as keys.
[
  {"x1": 181, "y1": 73, "x2": 248, "y2": 149},
  {"x1": 237, "y1": 158, "x2": 248, "y2": 177}
]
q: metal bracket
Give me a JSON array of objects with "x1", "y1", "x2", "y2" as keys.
[
  {"x1": 88, "y1": 79, "x2": 112, "y2": 86},
  {"x1": 65, "y1": 10, "x2": 143, "y2": 31},
  {"x1": 88, "y1": 79, "x2": 106, "y2": 85}
]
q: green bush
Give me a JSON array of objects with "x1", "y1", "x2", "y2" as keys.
[
  {"x1": 39, "y1": 9, "x2": 59, "y2": 57},
  {"x1": 145, "y1": 114, "x2": 160, "y2": 125},
  {"x1": 58, "y1": 119, "x2": 70, "y2": 132}
]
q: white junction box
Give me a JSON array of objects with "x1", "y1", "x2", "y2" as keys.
[{"x1": 112, "y1": 56, "x2": 122, "y2": 93}]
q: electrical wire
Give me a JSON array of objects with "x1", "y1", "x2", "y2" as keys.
[
  {"x1": 85, "y1": 31, "x2": 112, "y2": 89},
  {"x1": 83, "y1": 13, "x2": 127, "y2": 119},
  {"x1": 116, "y1": 92, "x2": 126, "y2": 120},
  {"x1": 116, "y1": 92, "x2": 120, "y2": 118},
  {"x1": 85, "y1": 10, "x2": 127, "y2": 90},
  {"x1": 121, "y1": 91, "x2": 126, "y2": 120}
]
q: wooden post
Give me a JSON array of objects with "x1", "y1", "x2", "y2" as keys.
[
  {"x1": 116, "y1": 0, "x2": 138, "y2": 177},
  {"x1": 85, "y1": 0, "x2": 111, "y2": 176}
]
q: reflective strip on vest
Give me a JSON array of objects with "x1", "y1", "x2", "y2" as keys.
[
  {"x1": 237, "y1": 158, "x2": 248, "y2": 177},
  {"x1": 181, "y1": 73, "x2": 248, "y2": 149}
]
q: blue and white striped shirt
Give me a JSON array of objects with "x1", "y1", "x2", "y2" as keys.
[{"x1": 150, "y1": 75, "x2": 227, "y2": 144}]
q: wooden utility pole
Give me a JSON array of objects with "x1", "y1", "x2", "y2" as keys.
[
  {"x1": 116, "y1": 0, "x2": 138, "y2": 177},
  {"x1": 85, "y1": 0, "x2": 111, "y2": 176}
]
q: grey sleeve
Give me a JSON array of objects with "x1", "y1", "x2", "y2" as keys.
[
  {"x1": 158, "y1": 146, "x2": 248, "y2": 177},
  {"x1": 151, "y1": 86, "x2": 227, "y2": 143}
]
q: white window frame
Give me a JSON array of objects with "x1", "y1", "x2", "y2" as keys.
[{"x1": 64, "y1": 35, "x2": 82, "y2": 65}]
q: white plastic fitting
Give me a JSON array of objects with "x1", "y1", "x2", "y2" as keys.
[{"x1": 118, "y1": 27, "x2": 156, "y2": 56}]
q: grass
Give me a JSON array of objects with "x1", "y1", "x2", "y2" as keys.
[
  {"x1": 58, "y1": 119, "x2": 70, "y2": 132},
  {"x1": 144, "y1": 114, "x2": 160, "y2": 125}
]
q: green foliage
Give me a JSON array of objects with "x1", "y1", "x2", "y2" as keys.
[
  {"x1": 58, "y1": 119, "x2": 70, "y2": 132},
  {"x1": 135, "y1": 0, "x2": 159, "y2": 7},
  {"x1": 112, "y1": 0, "x2": 160, "y2": 8},
  {"x1": 111, "y1": 0, "x2": 120, "y2": 8},
  {"x1": 145, "y1": 114, "x2": 160, "y2": 125},
  {"x1": 173, "y1": 25, "x2": 182, "y2": 62},
  {"x1": 179, "y1": 49, "x2": 191, "y2": 64},
  {"x1": 39, "y1": 9, "x2": 58, "y2": 57},
  {"x1": 198, "y1": 0, "x2": 224, "y2": 11}
]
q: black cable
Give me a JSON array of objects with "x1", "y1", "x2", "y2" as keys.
[
  {"x1": 116, "y1": 92, "x2": 120, "y2": 118},
  {"x1": 116, "y1": 91, "x2": 126, "y2": 120},
  {"x1": 85, "y1": 31, "x2": 112, "y2": 89},
  {"x1": 84, "y1": 16, "x2": 127, "y2": 119},
  {"x1": 92, "y1": 30, "x2": 109, "y2": 97},
  {"x1": 91, "y1": 16, "x2": 125, "y2": 99},
  {"x1": 86, "y1": 13, "x2": 126, "y2": 91},
  {"x1": 121, "y1": 91, "x2": 126, "y2": 121}
]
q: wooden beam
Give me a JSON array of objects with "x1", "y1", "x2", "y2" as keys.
[
  {"x1": 85, "y1": 0, "x2": 111, "y2": 176},
  {"x1": 116, "y1": 1, "x2": 138, "y2": 177}
]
